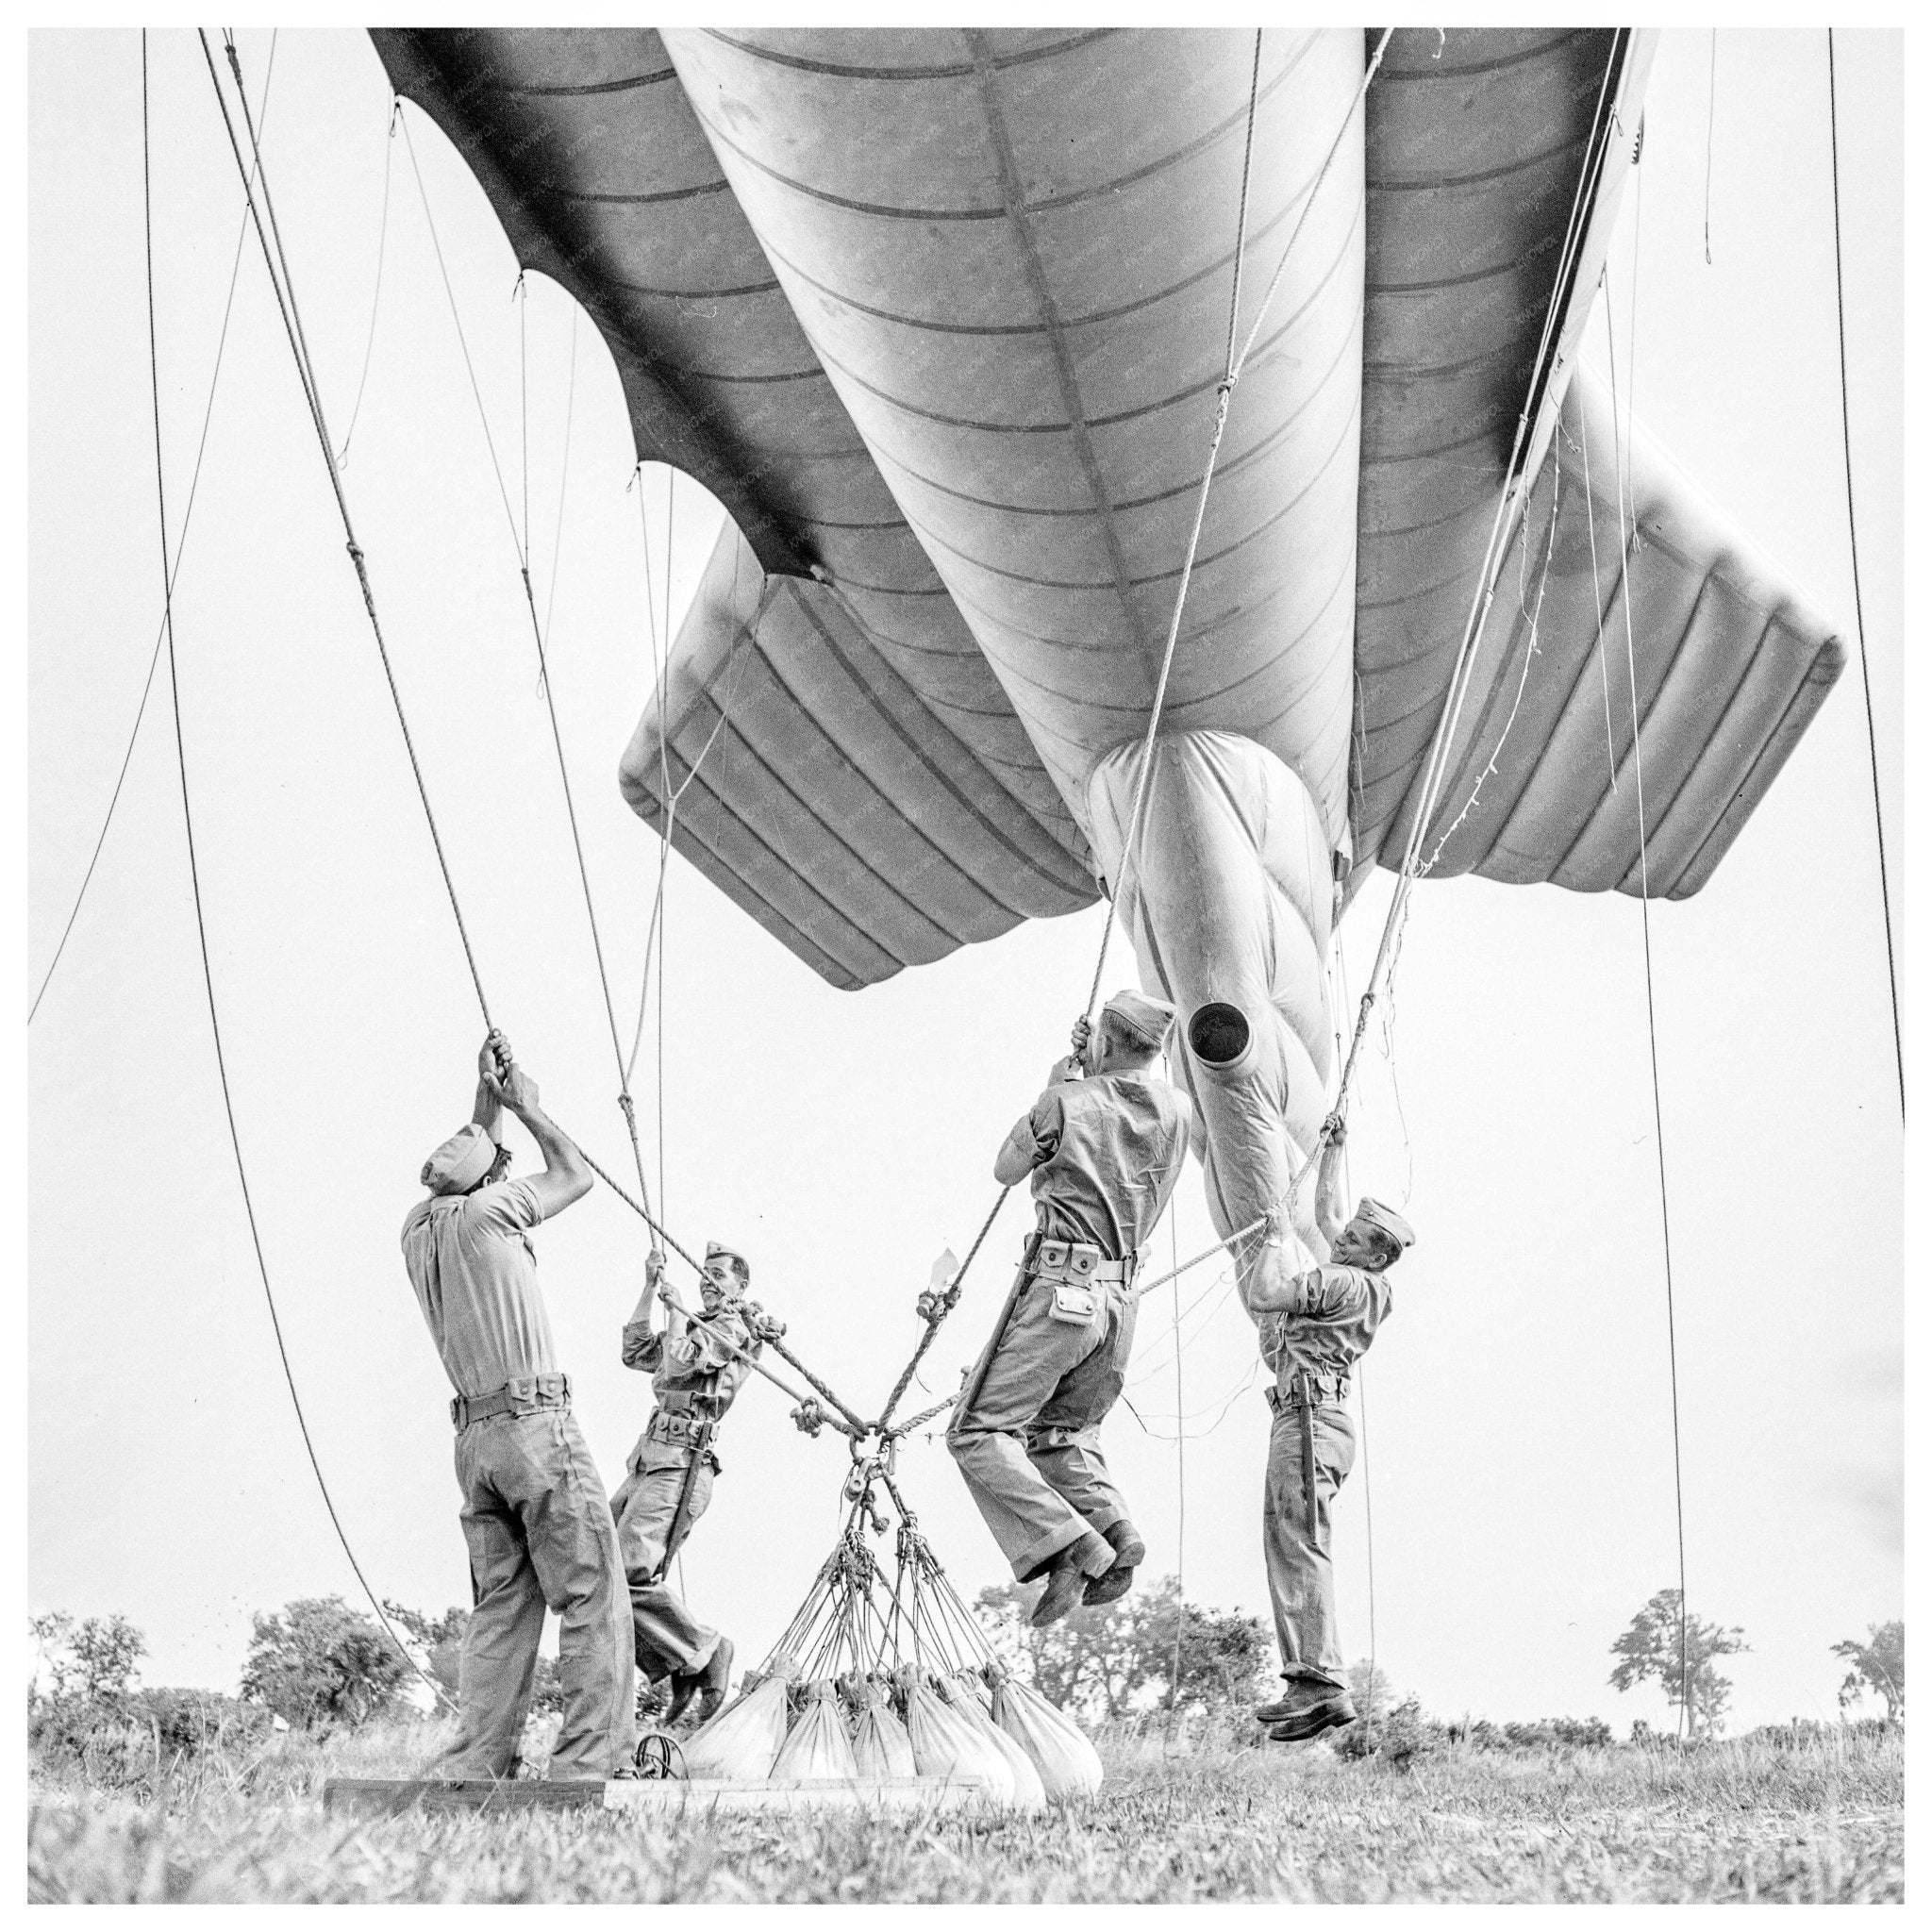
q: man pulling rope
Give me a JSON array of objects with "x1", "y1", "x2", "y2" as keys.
[{"x1": 948, "y1": 991, "x2": 1195, "y2": 1627}]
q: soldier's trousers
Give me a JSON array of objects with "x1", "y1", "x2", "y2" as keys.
[
  {"x1": 609, "y1": 1453, "x2": 720, "y2": 1680},
  {"x1": 1263, "y1": 1396, "x2": 1357, "y2": 1690},
  {"x1": 948, "y1": 1270, "x2": 1137, "y2": 1582},
  {"x1": 441, "y1": 1407, "x2": 636, "y2": 1780}
]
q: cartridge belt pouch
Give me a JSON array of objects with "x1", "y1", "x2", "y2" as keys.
[
  {"x1": 1265, "y1": 1374, "x2": 1351, "y2": 1411},
  {"x1": 1023, "y1": 1233, "x2": 1136, "y2": 1285},
  {"x1": 451, "y1": 1373, "x2": 571, "y2": 1431},
  {"x1": 645, "y1": 1408, "x2": 720, "y2": 1467}
]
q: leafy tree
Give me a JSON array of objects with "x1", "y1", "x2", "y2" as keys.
[
  {"x1": 241, "y1": 1596, "x2": 409, "y2": 1731},
  {"x1": 1608, "y1": 1587, "x2": 1747, "y2": 1737},
  {"x1": 28, "y1": 1611, "x2": 145, "y2": 1707},
  {"x1": 974, "y1": 1574, "x2": 1269, "y2": 1720},
  {"x1": 1831, "y1": 1621, "x2": 1903, "y2": 1720}
]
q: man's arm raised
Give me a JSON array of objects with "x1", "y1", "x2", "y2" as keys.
[{"x1": 487, "y1": 1057, "x2": 592, "y2": 1220}]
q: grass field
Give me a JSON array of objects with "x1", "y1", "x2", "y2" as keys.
[{"x1": 27, "y1": 1715, "x2": 1903, "y2": 1904}]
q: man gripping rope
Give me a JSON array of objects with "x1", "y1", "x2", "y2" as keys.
[
  {"x1": 1242, "y1": 1116, "x2": 1415, "y2": 1743},
  {"x1": 609, "y1": 1242, "x2": 761, "y2": 1725},
  {"x1": 401, "y1": 1031, "x2": 636, "y2": 1782},
  {"x1": 949, "y1": 991, "x2": 1194, "y2": 1627}
]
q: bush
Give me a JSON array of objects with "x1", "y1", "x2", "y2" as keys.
[
  {"x1": 1333, "y1": 1694, "x2": 1441, "y2": 1770},
  {"x1": 1442, "y1": 1715, "x2": 1613, "y2": 1752},
  {"x1": 241, "y1": 1597, "x2": 409, "y2": 1732}
]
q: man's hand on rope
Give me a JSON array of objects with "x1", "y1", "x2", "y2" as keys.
[
  {"x1": 1322, "y1": 1110, "x2": 1347, "y2": 1146},
  {"x1": 478, "y1": 1028, "x2": 512, "y2": 1088}
]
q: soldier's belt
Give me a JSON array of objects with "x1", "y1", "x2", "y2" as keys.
[
  {"x1": 645, "y1": 1409, "x2": 713, "y2": 1446},
  {"x1": 1023, "y1": 1233, "x2": 1137, "y2": 1284},
  {"x1": 1265, "y1": 1376, "x2": 1351, "y2": 1411},
  {"x1": 452, "y1": 1374, "x2": 571, "y2": 1430}
]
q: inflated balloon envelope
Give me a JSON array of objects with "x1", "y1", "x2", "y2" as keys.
[{"x1": 372, "y1": 26, "x2": 1845, "y2": 1245}]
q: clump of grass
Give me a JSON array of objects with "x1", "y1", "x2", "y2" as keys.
[{"x1": 27, "y1": 1718, "x2": 1903, "y2": 1903}]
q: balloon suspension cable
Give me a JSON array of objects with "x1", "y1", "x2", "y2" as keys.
[
  {"x1": 406, "y1": 106, "x2": 656, "y2": 1221},
  {"x1": 153, "y1": 36, "x2": 453, "y2": 1714}
]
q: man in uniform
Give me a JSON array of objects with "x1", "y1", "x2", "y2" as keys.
[
  {"x1": 401, "y1": 1031, "x2": 635, "y2": 1781},
  {"x1": 609, "y1": 1241, "x2": 759, "y2": 1725},
  {"x1": 949, "y1": 990, "x2": 1194, "y2": 1627},
  {"x1": 1241, "y1": 1115, "x2": 1415, "y2": 1742}
]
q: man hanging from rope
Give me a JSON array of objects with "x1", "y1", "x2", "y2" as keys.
[
  {"x1": 949, "y1": 991, "x2": 1194, "y2": 1627},
  {"x1": 609, "y1": 1241, "x2": 763, "y2": 1727},
  {"x1": 401, "y1": 1031, "x2": 636, "y2": 1782},
  {"x1": 1243, "y1": 1117, "x2": 1415, "y2": 1742}
]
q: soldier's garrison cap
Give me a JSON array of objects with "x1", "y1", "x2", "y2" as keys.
[
  {"x1": 704, "y1": 1241, "x2": 751, "y2": 1285},
  {"x1": 422, "y1": 1122, "x2": 497, "y2": 1195},
  {"x1": 1102, "y1": 988, "x2": 1176, "y2": 1050},
  {"x1": 1353, "y1": 1197, "x2": 1416, "y2": 1253}
]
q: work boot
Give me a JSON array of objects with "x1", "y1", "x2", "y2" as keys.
[
  {"x1": 1029, "y1": 1552, "x2": 1090, "y2": 1628},
  {"x1": 666, "y1": 1636, "x2": 733, "y2": 1726},
  {"x1": 1081, "y1": 1522, "x2": 1146, "y2": 1607},
  {"x1": 1255, "y1": 1680, "x2": 1343, "y2": 1725},
  {"x1": 1264, "y1": 1690, "x2": 1357, "y2": 1742},
  {"x1": 690, "y1": 1636, "x2": 734, "y2": 1725}
]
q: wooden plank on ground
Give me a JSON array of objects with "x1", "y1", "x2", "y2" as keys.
[{"x1": 323, "y1": 1774, "x2": 996, "y2": 1819}]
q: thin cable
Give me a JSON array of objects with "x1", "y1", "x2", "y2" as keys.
[
  {"x1": 144, "y1": 37, "x2": 450, "y2": 1713},
  {"x1": 1308, "y1": 33, "x2": 1631, "y2": 1197},
  {"x1": 199, "y1": 32, "x2": 492, "y2": 1025},
  {"x1": 1575, "y1": 374, "x2": 1620, "y2": 785},
  {"x1": 29, "y1": 38, "x2": 281, "y2": 1026},
  {"x1": 1169, "y1": 1209, "x2": 1184, "y2": 1712},
  {"x1": 1826, "y1": 30, "x2": 1904, "y2": 1120},
  {"x1": 1606, "y1": 223, "x2": 1690, "y2": 1741},
  {"x1": 336, "y1": 96, "x2": 398, "y2": 468},
  {"x1": 1703, "y1": 31, "x2": 1717, "y2": 267}
]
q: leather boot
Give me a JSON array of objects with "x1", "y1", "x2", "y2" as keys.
[
  {"x1": 1029, "y1": 1552, "x2": 1090, "y2": 1627},
  {"x1": 1081, "y1": 1521, "x2": 1147, "y2": 1607}
]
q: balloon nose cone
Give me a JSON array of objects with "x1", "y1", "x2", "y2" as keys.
[{"x1": 1188, "y1": 1002, "x2": 1252, "y2": 1068}]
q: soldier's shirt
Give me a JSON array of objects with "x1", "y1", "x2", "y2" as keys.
[
  {"x1": 621, "y1": 1307, "x2": 757, "y2": 1474},
  {"x1": 1020, "y1": 1068, "x2": 1192, "y2": 1259},
  {"x1": 400, "y1": 1177, "x2": 555, "y2": 1399},
  {"x1": 1257, "y1": 1263, "x2": 1394, "y2": 1390}
]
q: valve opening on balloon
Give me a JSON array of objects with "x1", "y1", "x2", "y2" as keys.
[{"x1": 1187, "y1": 1002, "x2": 1251, "y2": 1068}]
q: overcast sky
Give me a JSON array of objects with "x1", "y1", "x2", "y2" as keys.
[{"x1": 29, "y1": 27, "x2": 1903, "y2": 1735}]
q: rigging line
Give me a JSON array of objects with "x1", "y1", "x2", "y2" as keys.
[
  {"x1": 1415, "y1": 447, "x2": 1565, "y2": 877},
  {"x1": 1826, "y1": 29, "x2": 1904, "y2": 1120},
  {"x1": 1575, "y1": 368, "x2": 1620, "y2": 786},
  {"x1": 657, "y1": 471, "x2": 675, "y2": 1224},
  {"x1": 395, "y1": 106, "x2": 525, "y2": 569},
  {"x1": 541, "y1": 308, "x2": 580, "y2": 647},
  {"x1": 1313, "y1": 34, "x2": 1630, "y2": 1183},
  {"x1": 1230, "y1": 28, "x2": 1393, "y2": 383},
  {"x1": 337, "y1": 95, "x2": 399, "y2": 468},
  {"x1": 1605, "y1": 222, "x2": 1690, "y2": 1741},
  {"x1": 142, "y1": 37, "x2": 451, "y2": 1716},
  {"x1": 1169, "y1": 1204, "x2": 1184, "y2": 1713},
  {"x1": 1703, "y1": 31, "x2": 1717, "y2": 267},
  {"x1": 199, "y1": 31, "x2": 492, "y2": 1025},
  {"x1": 1331, "y1": 933, "x2": 1374, "y2": 1721},
  {"x1": 29, "y1": 34, "x2": 282, "y2": 1027}
]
